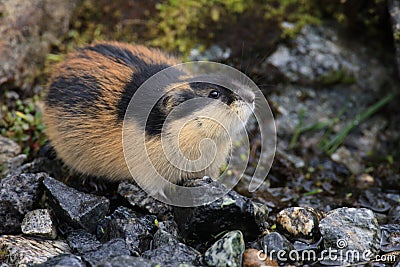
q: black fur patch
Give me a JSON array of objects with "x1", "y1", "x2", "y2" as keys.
[
  {"x1": 86, "y1": 43, "x2": 141, "y2": 67},
  {"x1": 46, "y1": 75, "x2": 101, "y2": 117},
  {"x1": 146, "y1": 102, "x2": 167, "y2": 136},
  {"x1": 117, "y1": 65, "x2": 191, "y2": 137},
  {"x1": 116, "y1": 63, "x2": 172, "y2": 122}
]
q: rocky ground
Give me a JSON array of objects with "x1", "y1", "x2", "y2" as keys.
[{"x1": 1, "y1": 0, "x2": 400, "y2": 266}]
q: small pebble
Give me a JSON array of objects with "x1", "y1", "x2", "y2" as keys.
[
  {"x1": 276, "y1": 207, "x2": 324, "y2": 242},
  {"x1": 380, "y1": 224, "x2": 400, "y2": 252},
  {"x1": 355, "y1": 173, "x2": 374, "y2": 189},
  {"x1": 242, "y1": 248, "x2": 278, "y2": 267},
  {"x1": 21, "y1": 209, "x2": 57, "y2": 239},
  {"x1": 204, "y1": 230, "x2": 245, "y2": 267}
]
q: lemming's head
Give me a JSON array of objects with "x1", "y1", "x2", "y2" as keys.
[{"x1": 145, "y1": 77, "x2": 255, "y2": 139}]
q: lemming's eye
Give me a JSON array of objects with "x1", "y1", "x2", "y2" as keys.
[{"x1": 209, "y1": 90, "x2": 220, "y2": 99}]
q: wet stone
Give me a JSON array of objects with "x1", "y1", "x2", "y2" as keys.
[
  {"x1": 153, "y1": 220, "x2": 179, "y2": 248},
  {"x1": 174, "y1": 179, "x2": 268, "y2": 249},
  {"x1": 82, "y1": 238, "x2": 130, "y2": 266},
  {"x1": 43, "y1": 177, "x2": 109, "y2": 233},
  {"x1": 142, "y1": 242, "x2": 201, "y2": 267},
  {"x1": 359, "y1": 188, "x2": 393, "y2": 213},
  {"x1": 204, "y1": 230, "x2": 245, "y2": 267},
  {"x1": 0, "y1": 235, "x2": 70, "y2": 266},
  {"x1": 242, "y1": 248, "x2": 278, "y2": 267},
  {"x1": 97, "y1": 206, "x2": 157, "y2": 255},
  {"x1": 276, "y1": 207, "x2": 324, "y2": 243},
  {"x1": 153, "y1": 229, "x2": 179, "y2": 249},
  {"x1": 97, "y1": 255, "x2": 157, "y2": 267},
  {"x1": 261, "y1": 232, "x2": 296, "y2": 264},
  {"x1": 319, "y1": 207, "x2": 381, "y2": 265},
  {"x1": 158, "y1": 220, "x2": 179, "y2": 237},
  {"x1": 118, "y1": 181, "x2": 171, "y2": 218},
  {"x1": 389, "y1": 206, "x2": 400, "y2": 224},
  {"x1": 380, "y1": 224, "x2": 400, "y2": 252},
  {"x1": 0, "y1": 172, "x2": 46, "y2": 234},
  {"x1": 67, "y1": 229, "x2": 102, "y2": 255},
  {"x1": 32, "y1": 254, "x2": 85, "y2": 267},
  {"x1": 21, "y1": 209, "x2": 57, "y2": 239}
]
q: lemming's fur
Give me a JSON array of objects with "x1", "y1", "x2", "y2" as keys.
[{"x1": 43, "y1": 41, "x2": 255, "y2": 192}]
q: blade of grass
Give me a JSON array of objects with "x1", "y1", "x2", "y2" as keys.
[
  {"x1": 325, "y1": 92, "x2": 395, "y2": 154},
  {"x1": 319, "y1": 98, "x2": 349, "y2": 150},
  {"x1": 289, "y1": 108, "x2": 306, "y2": 149}
]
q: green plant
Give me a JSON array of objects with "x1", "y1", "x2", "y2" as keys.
[{"x1": 1, "y1": 93, "x2": 47, "y2": 157}]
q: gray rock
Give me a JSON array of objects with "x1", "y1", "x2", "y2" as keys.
[
  {"x1": 276, "y1": 207, "x2": 324, "y2": 243},
  {"x1": 388, "y1": 205, "x2": 400, "y2": 224},
  {"x1": 97, "y1": 206, "x2": 157, "y2": 255},
  {"x1": 0, "y1": 235, "x2": 70, "y2": 266},
  {"x1": 265, "y1": 24, "x2": 390, "y2": 89},
  {"x1": 331, "y1": 147, "x2": 362, "y2": 175},
  {"x1": 204, "y1": 230, "x2": 245, "y2": 267},
  {"x1": 261, "y1": 232, "x2": 296, "y2": 263},
  {"x1": 389, "y1": 0, "x2": 400, "y2": 79},
  {"x1": 118, "y1": 181, "x2": 171, "y2": 217},
  {"x1": 142, "y1": 242, "x2": 201, "y2": 267},
  {"x1": 97, "y1": 256, "x2": 157, "y2": 267},
  {"x1": 0, "y1": 135, "x2": 21, "y2": 176},
  {"x1": 0, "y1": 0, "x2": 79, "y2": 91},
  {"x1": 380, "y1": 224, "x2": 400, "y2": 252},
  {"x1": 189, "y1": 45, "x2": 231, "y2": 61},
  {"x1": 8, "y1": 157, "x2": 49, "y2": 176},
  {"x1": 153, "y1": 228, "x2": 179, "y2": 249},
  {"x1": 43, "y1": 177, "x2": 110, "y2": 233},
  {"x1": 319, "y1": 207, "x2": 381, "y2": 265},
  {"x1": 174, "y1": 179, "x2": 268, "y2": 249},
  {"x1": 358, "y1": 188, "x2": 393, "y2": 213},
  {"x1": 21, "y1": 209, "x2": 57, "y2": 239},
  {"x1": 153, "y1": 220, "x2": 180, "y2": 248},
  {"x1": 67, "y1": 229, "x2": 102, "y2": 255},
  {"x1": 82, "y1": 238, "x2": 130, "y2": 266},
  {"x1": 158, "y1": 220, "x2": 179, "y2": 237},
  {"x1": 6, "y1": 154, "x2": 27, "y2": 176},
  {"x1": 0, "y1": 172, "x2": 46, "y2": 234},
  {"x1": 32, "y1": 254, "x2": 85, "y2": 267}
]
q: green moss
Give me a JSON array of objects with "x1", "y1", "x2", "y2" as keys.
[
  {"x1": 394, "y1": 30, "x2": 400, "y2": 42},
  {"x1": 318, "y1": 0, "x2": 388, "y2": 35},
  {"x1": 317, "y1": 69, "x2": 356, "y2": 86},
  {"x1": 150, "y1": 0, "x2": 322, "y2": 57}
]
